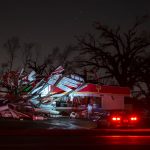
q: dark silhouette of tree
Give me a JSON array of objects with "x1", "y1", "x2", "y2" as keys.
[
  {"x1": 135, "y1": 54, "x2": 150, "y2": 99},
  {"x1": 27, "y1": 60, "x2": 47, "y2": 76},
  {"x1": 3, "y1": 37, "x2": 20, "y2": 71},
  {"x1": 22, "y1": 43, "x2": 34, "y2": 71},
  {"x1": 0, "y1": 63, "x2": 8, "y2": 76},
  {"x1": 43, "y1": 47, "x2": 60, "y2": 74},
  {"x1": 76, "y1": 16, "x2": 150, "y2": 89},
  {"x1": 43, "y1": 45, "x2": 77, "y2": 75},
  {"x1": 58, "y1": 45, "x2": 77, "y2": 74},
  {"x1": 26, "y1": 43, "x2": 47, "y2": 76}
]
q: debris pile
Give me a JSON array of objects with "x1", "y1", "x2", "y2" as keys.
[{"x1": 0, "y1": 66, "x2": 85, "y2": 120}]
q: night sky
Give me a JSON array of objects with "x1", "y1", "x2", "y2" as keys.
[{"x1": 0, "y1": 0, "x2": 150, "y2": 65}]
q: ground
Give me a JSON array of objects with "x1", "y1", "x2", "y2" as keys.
[
  {"x1": 0, "y1": 117, "x2": 97, "y2": 130},
  {"x1": 1, "y1": 118, "x2": 150, "y2": 150}
]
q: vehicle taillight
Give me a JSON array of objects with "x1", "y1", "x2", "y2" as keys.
[
  {"x1": 117, "y1": 117, "x2": 120, "y2": 120},
  {"x1": 112, "y1": 117, "x2": 116, "y2": 120},
  {"x1": 130, "y1": 117, "x2": 137, "y2": 121},
  {"x1": 112, "y1": 117, "x2": 120, "y2": 121}
]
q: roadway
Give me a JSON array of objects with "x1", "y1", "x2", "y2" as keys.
[{"x1": 0, "y1": 118, "x2": 150, "y2": 150}]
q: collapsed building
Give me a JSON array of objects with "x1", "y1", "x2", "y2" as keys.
[{"x1": 0, "y1": 66, "x2": 131, "y2": 120}]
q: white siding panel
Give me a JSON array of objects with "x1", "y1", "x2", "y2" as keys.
[{"x1": 102, "y1": 95, "x2": 124, "y2": 110}]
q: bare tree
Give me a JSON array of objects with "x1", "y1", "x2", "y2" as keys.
[
  {"x1": 27, "y1": 60, "x2": 47, "y2": 76},
  {"x1": 3, "y1": 37, "x2": 20, "y2": 71},
  {"x1": 43, "y1": 47, "x2": 60, "y2": 74},
  {"x1": 76, "y1": 16, "x2": 150, "y2": 88},
  {"x1": 26, "y1": 43, "x2": 46, "y2": 76},
  {"x1": 22, "y1": 43, "x2": 34, "y2": 71},
  {"x1": 0, "y1": 63, "x2": 8, "y2": 76},
  {"x1": 58, "y1": 45, "x2": 77, "y2": 74},
  {"x1": 135, "y1": 54, "x2": 150, "y2": 99},
  {"x1": 43, "y1": 45, "x2": 77, "y2": 75}
]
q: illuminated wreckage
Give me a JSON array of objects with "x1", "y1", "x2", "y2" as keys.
[
  {"x1": 0, "y1": 66, "x2": 131, "y2": 120},
  {"x1": 0, "y1": 66, "x2": 86, "y2": 120}
]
